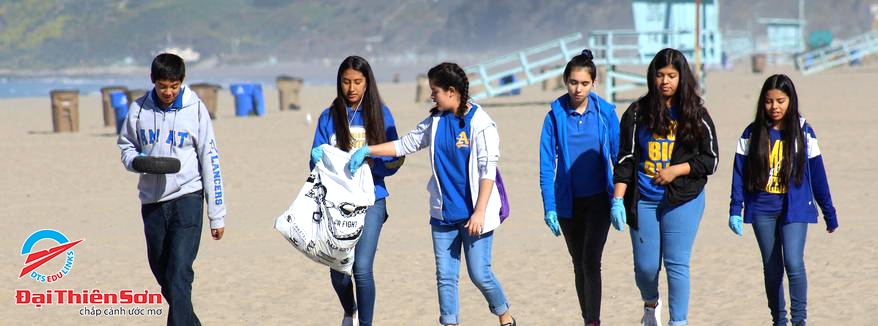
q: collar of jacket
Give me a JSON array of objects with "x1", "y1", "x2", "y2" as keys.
[{"x1": 550, "y1": 92, "x2": 608, "y2": 169}]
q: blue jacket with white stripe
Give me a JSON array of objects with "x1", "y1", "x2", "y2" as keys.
[{"x1": 729, "y1": 119, "x2": 838, "y2": 228}]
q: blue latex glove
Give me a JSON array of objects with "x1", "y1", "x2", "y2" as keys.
[
  {"x1": 310, "y1": 146, "x2": 324, "y2": 165},
  {"x1": 348, "y1": 146, "x2": 370, "y2": 175},
  {"x1": 544, "y1": 211, "x2": 560, "y2": 236},
  {"x1": 610, "y1": 197, "x2": 626, "y2": 231},
  {"x1": 729, "y1": 215, "x2": 743, "y2": 236},
  {"x1": 826, "y1": 218, "x2": 838, "y2": 233}
]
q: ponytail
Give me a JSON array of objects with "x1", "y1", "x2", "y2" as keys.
[{"x1": 563, "y1": 49, "x2": 597, "y2": 82}]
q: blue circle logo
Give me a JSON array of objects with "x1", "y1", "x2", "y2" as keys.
[{"x1": 19, "y1": 229, "x2": 84, "y2": 283}]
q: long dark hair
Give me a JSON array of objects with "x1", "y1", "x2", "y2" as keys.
[
  {"x1": 428, "y1": 62, "x2": 469, "y2": 128},
  {"x1": 636, "y1": 48, "x2": 707, "y2": 146},
  {"x1": 563, "y1": 49, "x2": 597, "y2": 82},
  {"x1": 744, "y1": 74, "x2": 806, "y2": 192},
  {"x1": 330, "y1": 56, "x2": 385, "y2": 151}
]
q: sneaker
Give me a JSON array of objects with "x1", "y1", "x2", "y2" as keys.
[
  {"x1": 641, "y1": 299, "x2": 662, "y2": 326},
  {"x1": 341, "y1": 315, "x2": 356, "y2": 326}
]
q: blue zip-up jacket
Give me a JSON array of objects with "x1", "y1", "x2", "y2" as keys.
[
  {"x1": 310, "y1": 105, "x2": 404, "y2": 199},
  {"x1": 540, "y1": 92, "x2": 619, "y2": 217},
  {"x1": 730, "y1": 119, "x2": 838, "y2": 229}
]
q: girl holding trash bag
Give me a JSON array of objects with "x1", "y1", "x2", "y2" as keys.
[
  {"x1": 346, "y1": 62, "x2": 516, "y2": 326},
  {"x1": 538, "y1": 49, "x2": 619, "y2": 326},
  {"x1": 309, "y1": 55, "x2": 405, "y2": 326},
  {"x1": 728, "y1": 74, "x2": 838, "y2": 326},
  {"x1": 610, "y1": 48, "x2": 719, "y2": 326}
]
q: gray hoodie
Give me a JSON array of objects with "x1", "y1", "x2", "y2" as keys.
[{"x1": 117, "y1": 85, "x2": 226, "y2": 228}]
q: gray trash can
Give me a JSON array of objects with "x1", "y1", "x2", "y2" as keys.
[
  {"x1": 276, "y1": 76, "x2": 303, "y2": 111},
  {"x1": 415, "y1": 74, "x2": 430, "y2": 103},
  {"x1": 50, "y1": 90, "x2": 80, "y2": 133},
  {"x1": 190, "y1": 83, "x2": 221, "y2": 119},
  {"x1": 751, "y1": 54, "x2": 766, "y2": 74},
  {"x1": 127, "y1": 89, "x2": 149, "y2": 106}
]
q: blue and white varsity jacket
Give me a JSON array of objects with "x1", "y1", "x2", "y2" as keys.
[{"x1": 729, "y1": 118, "x2": 838, "y2": 229}]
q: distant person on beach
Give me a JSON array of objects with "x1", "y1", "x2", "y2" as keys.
[
  {"x1": 308, "y1": 55, "x2": 404, "y2": 326},
  {"x1": 611, "y1": 48, "x2": 719, "y2": 326},
  {"x1": 728, "y1": 74, "x2": 838, "y2": 326},
  {"x1": 538, "y1": 49, "x2": 619, "y2": 326},
  {"x1": 343, "y1": 62, "x2": 516, "y2": 326},
  {"x1": 117, "y1": 53, "x2": 227, "y2": 325}
]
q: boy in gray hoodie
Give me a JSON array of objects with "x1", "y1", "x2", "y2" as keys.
[{"x1": 117, "y1": 53, "x2": 226, "y2": 326}]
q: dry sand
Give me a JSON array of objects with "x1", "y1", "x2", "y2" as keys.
[{"x1": 1, "y1": 66, "x2": 876, "y2": 325}]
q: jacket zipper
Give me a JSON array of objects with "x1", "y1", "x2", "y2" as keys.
[{"x1": 154, "y1": 109, "x2": 166, "y2": 202}]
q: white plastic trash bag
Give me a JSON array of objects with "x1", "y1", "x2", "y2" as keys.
[{"x1": 274, "y1": 144, "x2": 375, "y2": 275}]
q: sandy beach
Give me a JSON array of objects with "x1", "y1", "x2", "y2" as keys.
[{"x1": 1, "y1": 65, "x2": 876, "y2": 325}]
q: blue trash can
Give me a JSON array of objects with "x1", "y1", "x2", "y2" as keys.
[
  {"x1": 110, "y1": 91, "x2": 129, "y2": 134},
  {"x1": 252, "y1": 83, "x2": 265, "y2": 116},
  {"x1": 231, "y1": 83, "x2": 254, "y2": 116},
  {"x1": 498, "y1": 74, "x2": 521, "y2": 96},
  {"x1": 230, "y1": 83, "x2": 266, "y2": 116}
]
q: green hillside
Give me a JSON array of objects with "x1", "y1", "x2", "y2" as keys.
[{"x1": 0, "y1": 0, "x2": 873, "y2": 69}]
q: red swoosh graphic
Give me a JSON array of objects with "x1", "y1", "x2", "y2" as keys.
[{"x1": 19, "y1": 239, "x2": 83, "y2": 278}]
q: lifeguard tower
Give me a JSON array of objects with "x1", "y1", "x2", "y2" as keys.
[
  {"x1": 592, "y1": 0, "x2": 721, "y2": 101},
  {"x1": 462, "y1": 0, "x2": 722, "y2": 103},
  {"x1": 753, "y1": 0, "x2": 806, "y2": 65},
  {"x1": 628, "y1": 0, "x2": 722, "y2": 65}
]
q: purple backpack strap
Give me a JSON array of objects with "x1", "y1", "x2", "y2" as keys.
[{"x1": 496, "y1": 168, "x2": 510, "y2": 222}]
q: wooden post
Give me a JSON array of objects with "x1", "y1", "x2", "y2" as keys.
[{"x1": 695, "y1": 0, "x2": 702, "y2": 90}]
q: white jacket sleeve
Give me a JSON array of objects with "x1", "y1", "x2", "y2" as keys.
[
  {"x1": 393, "y1": 115, "x2": 432, "y2": 156},
  {"x1": 476, "y1": 124, "x2": 500, "y2": 181},
  {"x1": 196, "y1": 102, "x2": 227, "y2": 228},
  {"x1": 117, "y1": 101, "x2": 142, "y2": 172}
]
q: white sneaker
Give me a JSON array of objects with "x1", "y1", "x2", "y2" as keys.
[
  {"x1": 341, "y1": 315, "x2": 356, "y2": 326},
  {"x1": 641, "y1": 299, "x2": 662, "y2": 326}
]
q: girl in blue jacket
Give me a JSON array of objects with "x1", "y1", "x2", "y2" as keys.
[
  {"x1": 309, "y1": 55, "x2": 404, "y2": 326},
  {"x1": 538, "y1": 49, "x2": 619, "y2": 326},
  {"x1": 346, "y1": 62, "x2": 516, "y2": 326},
  {"x1": 728, "y1": 74, "x2": 838, "y2": 326}
]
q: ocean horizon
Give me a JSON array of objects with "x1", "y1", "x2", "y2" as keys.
[{"x1": 0, "y1": 75, "x2": 324, "y2": 100}]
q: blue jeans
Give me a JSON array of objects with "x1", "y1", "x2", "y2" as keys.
[
  {"x1": 141, "y1": 191, "x2": 204, "y2": 326},
  {"x1": 330, "y1": 198, "x2": 387, "y2": 326},
  {"x1": 630, "y1": 192, "x2": 704, "y2": 326},
  {"x1": 751, "y1": 213, "x2": 808, "y2": 326},
  {"x1": 431, "y1": 223, "x2": 510, "y2": 325}
]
